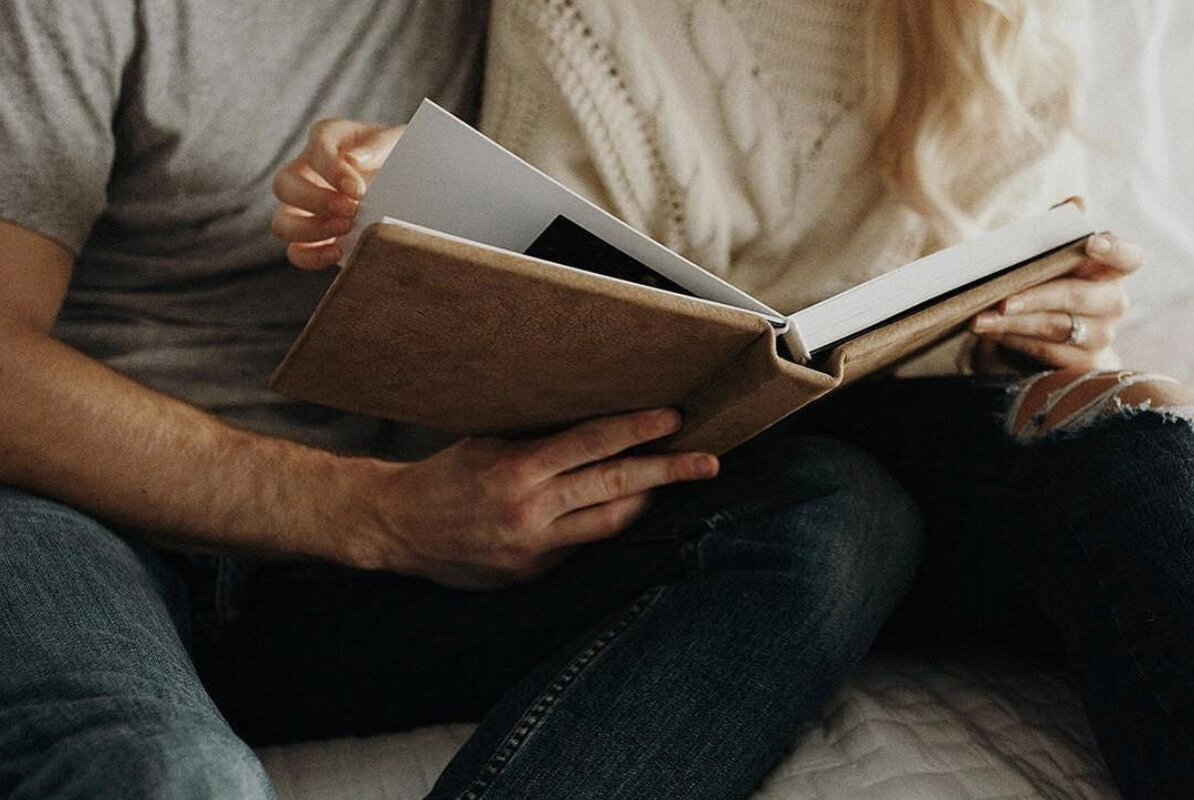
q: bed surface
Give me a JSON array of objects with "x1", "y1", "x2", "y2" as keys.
[{"x1": 259, "y1": 651, "x2": 1121, "y2": 800}]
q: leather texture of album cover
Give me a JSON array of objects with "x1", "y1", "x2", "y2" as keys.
[{"x1": 272, "y1": 223, "x2": 1089, "y2": 454}]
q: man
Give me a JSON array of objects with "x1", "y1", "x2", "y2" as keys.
[{"x1": 0, "y1": 2, "x2": 919, "y2": 798}]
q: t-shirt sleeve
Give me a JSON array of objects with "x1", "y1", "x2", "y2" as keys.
[{"x1": 0, "y1": 0, "x2": 133, "y2": 255}]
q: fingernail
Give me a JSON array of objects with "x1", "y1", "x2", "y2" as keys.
[
  {"x1": 329, "y1": 217, "x2": 353, "y2": 234},
  {"x1": 347, "y1": 146, "x2": 373, "y2": 166},
  {"x1": 340, "y1": 175, "x2": 362, "y2": 198},
  {"x1": 658, "y1": 409, "x2": 682, "y2": 434},
  {"x1": 331, "y1": 195, "x2": 359, "y2": 217},
  {"x1": 1088, "y1": 234, "x2": 1112, "y2": 255},
  {"x1": 972, "y1": 314, "x2": 994, "y2": 332},
  {"x1": 696, "y1": 455, "x2": 719, "y2": 478},
  {"x1": 1003, "y1": 298, "x2": 1024, "y2": 315}
]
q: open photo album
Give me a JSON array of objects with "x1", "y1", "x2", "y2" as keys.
[{"x1": 272, "y1": 101, "x2": 1095, "y2": 454}]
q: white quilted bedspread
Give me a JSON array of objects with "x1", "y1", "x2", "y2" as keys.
[{"x1": 258, "y1": 651, "x2": 1121, "y2": 800}]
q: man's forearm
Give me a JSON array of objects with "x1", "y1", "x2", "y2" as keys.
[{"x1": 0, "y1": 323, "x2": 384, "y2": 565}]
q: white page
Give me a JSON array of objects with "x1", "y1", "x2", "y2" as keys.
[
  {"x1": 380, "y1": 216, "x2": 801, "y2": 322},
  {"x1": 346, "y1": 100, "x2": 791, "y2": 334},
  {"x1": 788, "y1": 203, "x2": 1094, "y2": 353}
]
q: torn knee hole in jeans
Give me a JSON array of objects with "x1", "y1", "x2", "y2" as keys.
[{"x1": 1005, "y1": 370, "x2": 1194, "y2": 442}]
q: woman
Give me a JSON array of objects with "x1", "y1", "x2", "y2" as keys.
[{"x1": 272, "y1": 1, "x2": 1194, "y2": 797}]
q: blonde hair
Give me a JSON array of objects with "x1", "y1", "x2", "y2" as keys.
[{"x1": 864, "y1": 0, "x2": 1078, "y2": 243}]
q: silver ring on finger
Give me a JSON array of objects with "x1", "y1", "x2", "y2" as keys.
[{"x1": 1066, "y1": 312, "x2": 1090, "y2": 347}]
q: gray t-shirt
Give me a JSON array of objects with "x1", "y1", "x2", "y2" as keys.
[{"x1": 0, "y1": 0, "x2": 489, "y2": 455}]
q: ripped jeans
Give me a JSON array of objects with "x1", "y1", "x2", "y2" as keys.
[{"x1": 788, "y1": 374, "x2": 1194, "y2": 800}]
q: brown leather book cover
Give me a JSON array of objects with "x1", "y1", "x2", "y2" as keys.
[{"x1": 272, "y1": 222, "x2": 1089, "y2": 455}]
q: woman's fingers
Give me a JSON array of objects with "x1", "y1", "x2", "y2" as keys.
[
  {"x1": 344, "y1": 124, "x2": 407, "y2": 175},
  {"x1": 972, "y1": 310, "x2": 1113, "y2": 350},
  {"x1": 306, "y1": 119, "x2": 369, "y2": 198},
  {"x1": 270, "y1": 119, "x2": 408, "y2": 271},
  {"x1": 990, "y1": 334, "x2": 1096, "y2": 370},
  {"x1": 1082, "y1": 232, "x2": 1145, "y2": 275},
  {"x1": 998, "y1": 277, "x2": 1128, "y2": 318},
  {"x1": 271, "y1": 205, "x2": 353, "y2": 244},
  {"x1": 968, "y1": 229, "x2": 1142, "y2": 370},
  {"x1": 1071, "y1": 234, "x2": 1146, "y2": 280},
  {"x1": 271, "y1": 119, "x2": 406, "y2": 244},
  {"x1": 304, "y1": 119, "x2": 405, "y2": 196},
  {"x1": 273, "y1": 166, "x2": 358, "y2": 218},
  {"x1": 287, "y1": 241, "x2": 342, "y2": 271},
  {"x1": 973, "y1": 310, "x2": 1071, "y2": 341}
]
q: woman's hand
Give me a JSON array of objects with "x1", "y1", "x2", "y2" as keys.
[
  {"x1": 271, "y1": 119, "x2": 406, "y2": 270},
  {"x1": 969, "y1": 232, "x2": 1142, "y2": 371}
]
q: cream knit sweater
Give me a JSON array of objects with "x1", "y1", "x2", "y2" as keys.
[{"x1": 480, "y1": 0, "x2": 1089, "y2": 373}]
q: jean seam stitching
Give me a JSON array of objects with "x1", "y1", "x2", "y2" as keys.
[{"x1": 450, "y1": 585, "x2": 668, "y2": 800}]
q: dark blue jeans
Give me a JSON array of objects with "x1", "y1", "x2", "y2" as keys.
[
  {"x1": 2, "y1": 376, "x2": 1191, "y2": 799},
  {"x1": 788, "y1": 376, "x2": 1194, "y2": 800},
  {"x1": 0, "y1": 427, "x2": 919, "y2": 799}
]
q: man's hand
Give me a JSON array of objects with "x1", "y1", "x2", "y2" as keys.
[
  {"x1": 969, "y1": 232, "x2": 1141, "y2": 371},
  {"x1": 271, "y1": 118, "x2": 406, "y2": 270},
  {"x1": 348, "y1": 408, "x2": 718, "y2": 590}
]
